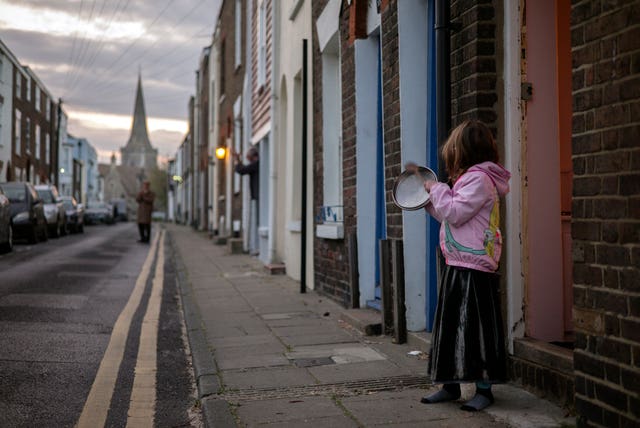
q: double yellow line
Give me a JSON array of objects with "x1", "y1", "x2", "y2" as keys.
[{"x1": 77, "y1": 230, "x2": 165, "y2": 428}]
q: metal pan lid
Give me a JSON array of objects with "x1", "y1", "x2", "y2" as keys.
[{"x1": 392, "y1": 166, "x2": 438, "y2": 211}]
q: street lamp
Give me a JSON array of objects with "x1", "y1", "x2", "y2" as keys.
[{"x1": 215, "y1": 146, "x2": 226, "y2": 160}]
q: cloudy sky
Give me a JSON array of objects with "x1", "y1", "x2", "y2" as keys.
[{"x1": 0, "y1": 0, "x2": 221, "y2": 165}]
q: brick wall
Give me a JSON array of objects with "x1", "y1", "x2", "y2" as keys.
[
  {"x1": 571, "y1": 1, "x2": 640, "y2": 427},
  {"x1": 450, "y1": 0, "x2": 498, "y2": 133},
  {"x1": 380, "y1": 0, "x2": 403, "y2": 240},
  {"x1": 312, "y1": 0, "x2": 354, "y2": 307},
  {"x1": 218, "y1": 0, "x2": 247, "y2": 230}
]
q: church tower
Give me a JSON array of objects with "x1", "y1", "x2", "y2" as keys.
[{"x1": 120, "y1": 74, "x2": 158, "y2": 170}]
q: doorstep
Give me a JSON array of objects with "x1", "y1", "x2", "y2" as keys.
[{"x1": 340, "y1": 308, "x2": 382, "y2": 336}]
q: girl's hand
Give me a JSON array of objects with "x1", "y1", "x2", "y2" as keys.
[
  {"x1": 404, "y1": 162, "x2": 418, "y2": 173},
  {"x1": 424, "y1": 180, "x2": 437, "y2": 193}
]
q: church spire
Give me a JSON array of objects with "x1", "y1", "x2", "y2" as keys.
[{"x1": 125, "y1": 73, "x2": 152, "y2": 150}]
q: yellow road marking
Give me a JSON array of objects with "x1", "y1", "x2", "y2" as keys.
[
  {"x1": 126, "y1": 230, "x2": 165, "y2": 427},
  {"x1": 76, "y1": 232, "x2": 160, "y2": 428}
]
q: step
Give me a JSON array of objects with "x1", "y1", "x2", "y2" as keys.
[{"x1": 340, "y1": 308, "x2": 382, "y2": 336}]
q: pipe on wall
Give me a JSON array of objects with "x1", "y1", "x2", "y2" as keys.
[
  {"x1": 267, "y1": 0, "x2": 280, "y2": 264},
  {"x1": 434, "y1": 0, "x2": 451, "y2": 182}
]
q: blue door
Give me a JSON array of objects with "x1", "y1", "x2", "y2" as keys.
[
  {"x1": 368, "y1": 37, "x2": 387, "y2": 310},
  {"x1": 425, "y1": 0, "x2": 439, "y2": 331}
]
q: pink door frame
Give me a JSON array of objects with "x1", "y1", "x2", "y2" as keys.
[{"x1": 524, "y1": 0, "x2": 570, "y2": 342}]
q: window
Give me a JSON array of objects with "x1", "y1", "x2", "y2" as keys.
[
  {"x1": 35, "y1": 88, "x2": 40, "y2": 112},
  {"x1": 318, "y1": 31, "x2": 343, "y2": 238},
  {"x1": 15, "y1": 75, "x2": 21, "y2": 99},
  {"x1": 25, "y1": 117, "x2": 31, "y2": 154},
  {"x1": 46, "y1": 98, "x2": 51, "y2": 118},
  {"x1": 26, "y1": 78, "x2": 31, "y2": 102},
  {"x1": 14, "y1": 110, "x2": 21, "y2": 155},
  {"x1": 220, "y1": 40, "x2": 226, "y2": 94},
  {"x1": 257, "y1": 0, "x2": 266, "y2": 87},
  {"x1": 45, "y1": 133, "x2": 50, "y2": 163},
  {"x1": 35, "y1": 124, "x2": 40, "y2": 159},
  {"x1": 0, "y1": 57, "x2": 4, "y2": 83},
  {"x1": 235, "y1": 0, "x2": 242, "y2": 68}
]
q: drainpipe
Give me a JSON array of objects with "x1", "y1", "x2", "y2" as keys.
[
  {"x1": 267, "y1": 0, "x2": 280, "y2": 264},
  {"x1": 242, "y1": 0, "x2": 254, "y2": 252},
  {"x1": 300, "y1": 38, "x2": 308, "y2": 293},
  {"x1": 435, "y1": 0, "x2": 451, "y2": 181}
]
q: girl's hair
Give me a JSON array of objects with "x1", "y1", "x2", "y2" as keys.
[{"x1": 441, "y1": 120, "x2": 499, "y2": 181}]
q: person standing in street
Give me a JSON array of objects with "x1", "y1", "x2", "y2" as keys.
[
  {"x1": 136, "y1": 180, "x2": 155, "y2": 243},
  {"x1": 409, "y1": 120, "x2": 510, "y2": 412},
  {"x1": 233, "y1": 146, "x2": 259, "y2": 255}
]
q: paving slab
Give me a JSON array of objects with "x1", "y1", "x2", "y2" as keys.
[
  {"x1": 308, "y1": 360, "x2": 411, "y2": 384},
  {"x1": 235, "y1": 396, "x2": 344, "y2": 426},
  {"x1": 221, "y1": 366, "x2": 317, "y2": 390},
  {"x1": 167, "y1": 224, "x2": 576, "y2": 428}
]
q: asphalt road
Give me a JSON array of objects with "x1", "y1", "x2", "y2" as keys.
[{"x1": 0, "y1": 223, "x2": 199, "y2": 428}]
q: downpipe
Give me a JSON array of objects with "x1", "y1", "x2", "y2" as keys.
[{"x1": 267, "y1": 0, "x2": 280, "y2": 265}]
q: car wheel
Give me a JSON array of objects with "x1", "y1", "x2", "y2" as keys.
[
  {"x1": 0, "y1": 225, "x2": 12, "y2": 253},
  {"x1": 28, "y1": 225, "x2": 38, "y2": 244},
  {"x1": 51, "y1": 222, "x2": 60, "y2": 238},
  {"x1": 40, "y1": 224, "x2": 49, "y2": 242}
]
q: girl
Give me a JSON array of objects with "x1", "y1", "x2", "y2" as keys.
[{"x1": 417, "y1": 120, "x2": 510, "y2": 412}]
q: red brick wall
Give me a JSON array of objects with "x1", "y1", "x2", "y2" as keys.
[
  {"x1": 571, "y1": 1, "x2": 640, "y2": 426},
  {"x1": 450, "y1": 0, "x2": 498, "y2": 133},
  {"x1": 218, "y1": 0, "x2": 247, "y2": 230},
  {"x1": 250, "y1": 0, "x2": 272, "y2": 137},
  {"x1": 380, "y1": 0, "x2": 402, "y2": 240},
  {"x1": 312, "y1": 0, "x2": 354, "y2": 307}
]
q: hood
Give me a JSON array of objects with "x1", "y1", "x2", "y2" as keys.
[{"x1": 468, "y1": 161, "x2": 511, "y2": 197}]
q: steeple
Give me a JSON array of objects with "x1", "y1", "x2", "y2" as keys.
[
  {"x1": 125, "y1": 74, "x2": 152, "y2": 149},
  {"x1": 120, "y1": 73, "x2": 157, "y2": 169}
]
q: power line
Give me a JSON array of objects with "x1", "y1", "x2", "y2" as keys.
[
  {"x1": 63, "y1": 0, "x2": 86, "y2": 90},
  {"x1": 65, "y1": 0, "x2": 130, "y2": 93},
  {"x1": 83, "y1": 0, "x2": 208, "y2": 97},
  {"x1": 66, "y1": 0, "x2": 179, "y2": 96}
]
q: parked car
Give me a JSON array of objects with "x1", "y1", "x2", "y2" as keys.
[
  {"x1": 60, "y1": 196, "x2": 84, "y2": 234},
  {"x1": 85, "y1": 202, "x2": 115, "y2": 225},
  {"x1": 110, "y1": 198, "x2": 128, "y2": 222},
  {"x1": 0, "y1": 182, "x2": 48, "y2": 244},
  {"x1": 0, "y1": 186, "x2": 12, "y2": 253},
  {"x1": 35, "y1": 184, "x2": 67, "y2": 238}
]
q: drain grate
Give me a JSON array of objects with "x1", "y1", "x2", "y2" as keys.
[{"x1": 222, "y1": 374, "x2": 431, "y2": 402}]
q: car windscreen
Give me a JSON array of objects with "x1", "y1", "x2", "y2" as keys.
[
  {"x1": 63, "y1": 200, "x2": 75, "y2": 210},
  {"x1": 88, "y1": 203, "x2": 107, "y2": 209},
  {"x1": 1, "y1": 186, "x2": 27, "y2": 203},
  {"x1": 36, "y1": 189, "x2": 55, "y2": 204}
]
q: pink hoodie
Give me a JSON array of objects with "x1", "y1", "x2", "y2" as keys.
[{"x1": 426, "y1": 161, "x2": 511, "y2": 273}]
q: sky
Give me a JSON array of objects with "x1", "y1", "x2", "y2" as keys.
[{"x1": 0, "y1": 0, "x2": 221, "y2": 165}]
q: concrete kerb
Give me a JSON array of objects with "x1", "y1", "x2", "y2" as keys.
[{"x1": 167, "y1": 231, "x2": 236, "y2": 428}]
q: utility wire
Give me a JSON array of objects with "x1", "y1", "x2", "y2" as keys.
[
  {"x1": 85, "y1": 0, "x2": 208, "y2": 97},
  {"x1": 65, "y1": 0, "x2": 130, "y2": 93},
  {"x1": 66, "y1": 0, "x2": 179, "y2": 96},
  {"x1": 63, "y1": 0, "x2": 86, "y2": 90}
]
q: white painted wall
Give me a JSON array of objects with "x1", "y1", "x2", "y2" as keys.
[
  {"x1": 274, "y1": 0, "x2": 314, "y2": 284},
  {"x1": 355, "y1": 36, "x2": 381, "y2": 307},
  {"x1": 397, "y1": 0, "x2": 429, "y2": 331},
  {"x1": 503, "y1": 0, "x2": 525, "y2": 350}
]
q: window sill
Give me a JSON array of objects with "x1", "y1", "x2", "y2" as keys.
[{"x1": 316, "y1": 223, "x2": 343, "y2": 240}]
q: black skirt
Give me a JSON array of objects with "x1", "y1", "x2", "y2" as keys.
[{"x1": 427, "y1": 265, "x2": 507, "y2": 384}]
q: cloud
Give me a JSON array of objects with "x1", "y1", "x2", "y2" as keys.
[{"x1": 0, "y1": 0, "x2": 221, "y2": 160}]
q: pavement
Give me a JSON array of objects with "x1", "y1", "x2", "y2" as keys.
[{"x1": 167, "y1": 224, "x2": 575, "y2": 428}]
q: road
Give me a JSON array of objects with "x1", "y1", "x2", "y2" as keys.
[{"x1": 0, "y1": 223, "x2": 199, "y2": 427}]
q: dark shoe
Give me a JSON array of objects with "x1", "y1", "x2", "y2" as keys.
[
  {"x1": 460, "y1": 390, "x2": 494, "y2": 411},
  {"x1": 420, "y1": 384, "x2": 461, "y2": 404}
]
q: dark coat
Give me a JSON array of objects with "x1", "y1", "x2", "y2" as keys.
[
  {"x1": 136, "y1": 190, "x2": 155, "y2": 224},
  {"x1": 235, "y1": 160, "x2": 259, "y2": 200}
]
